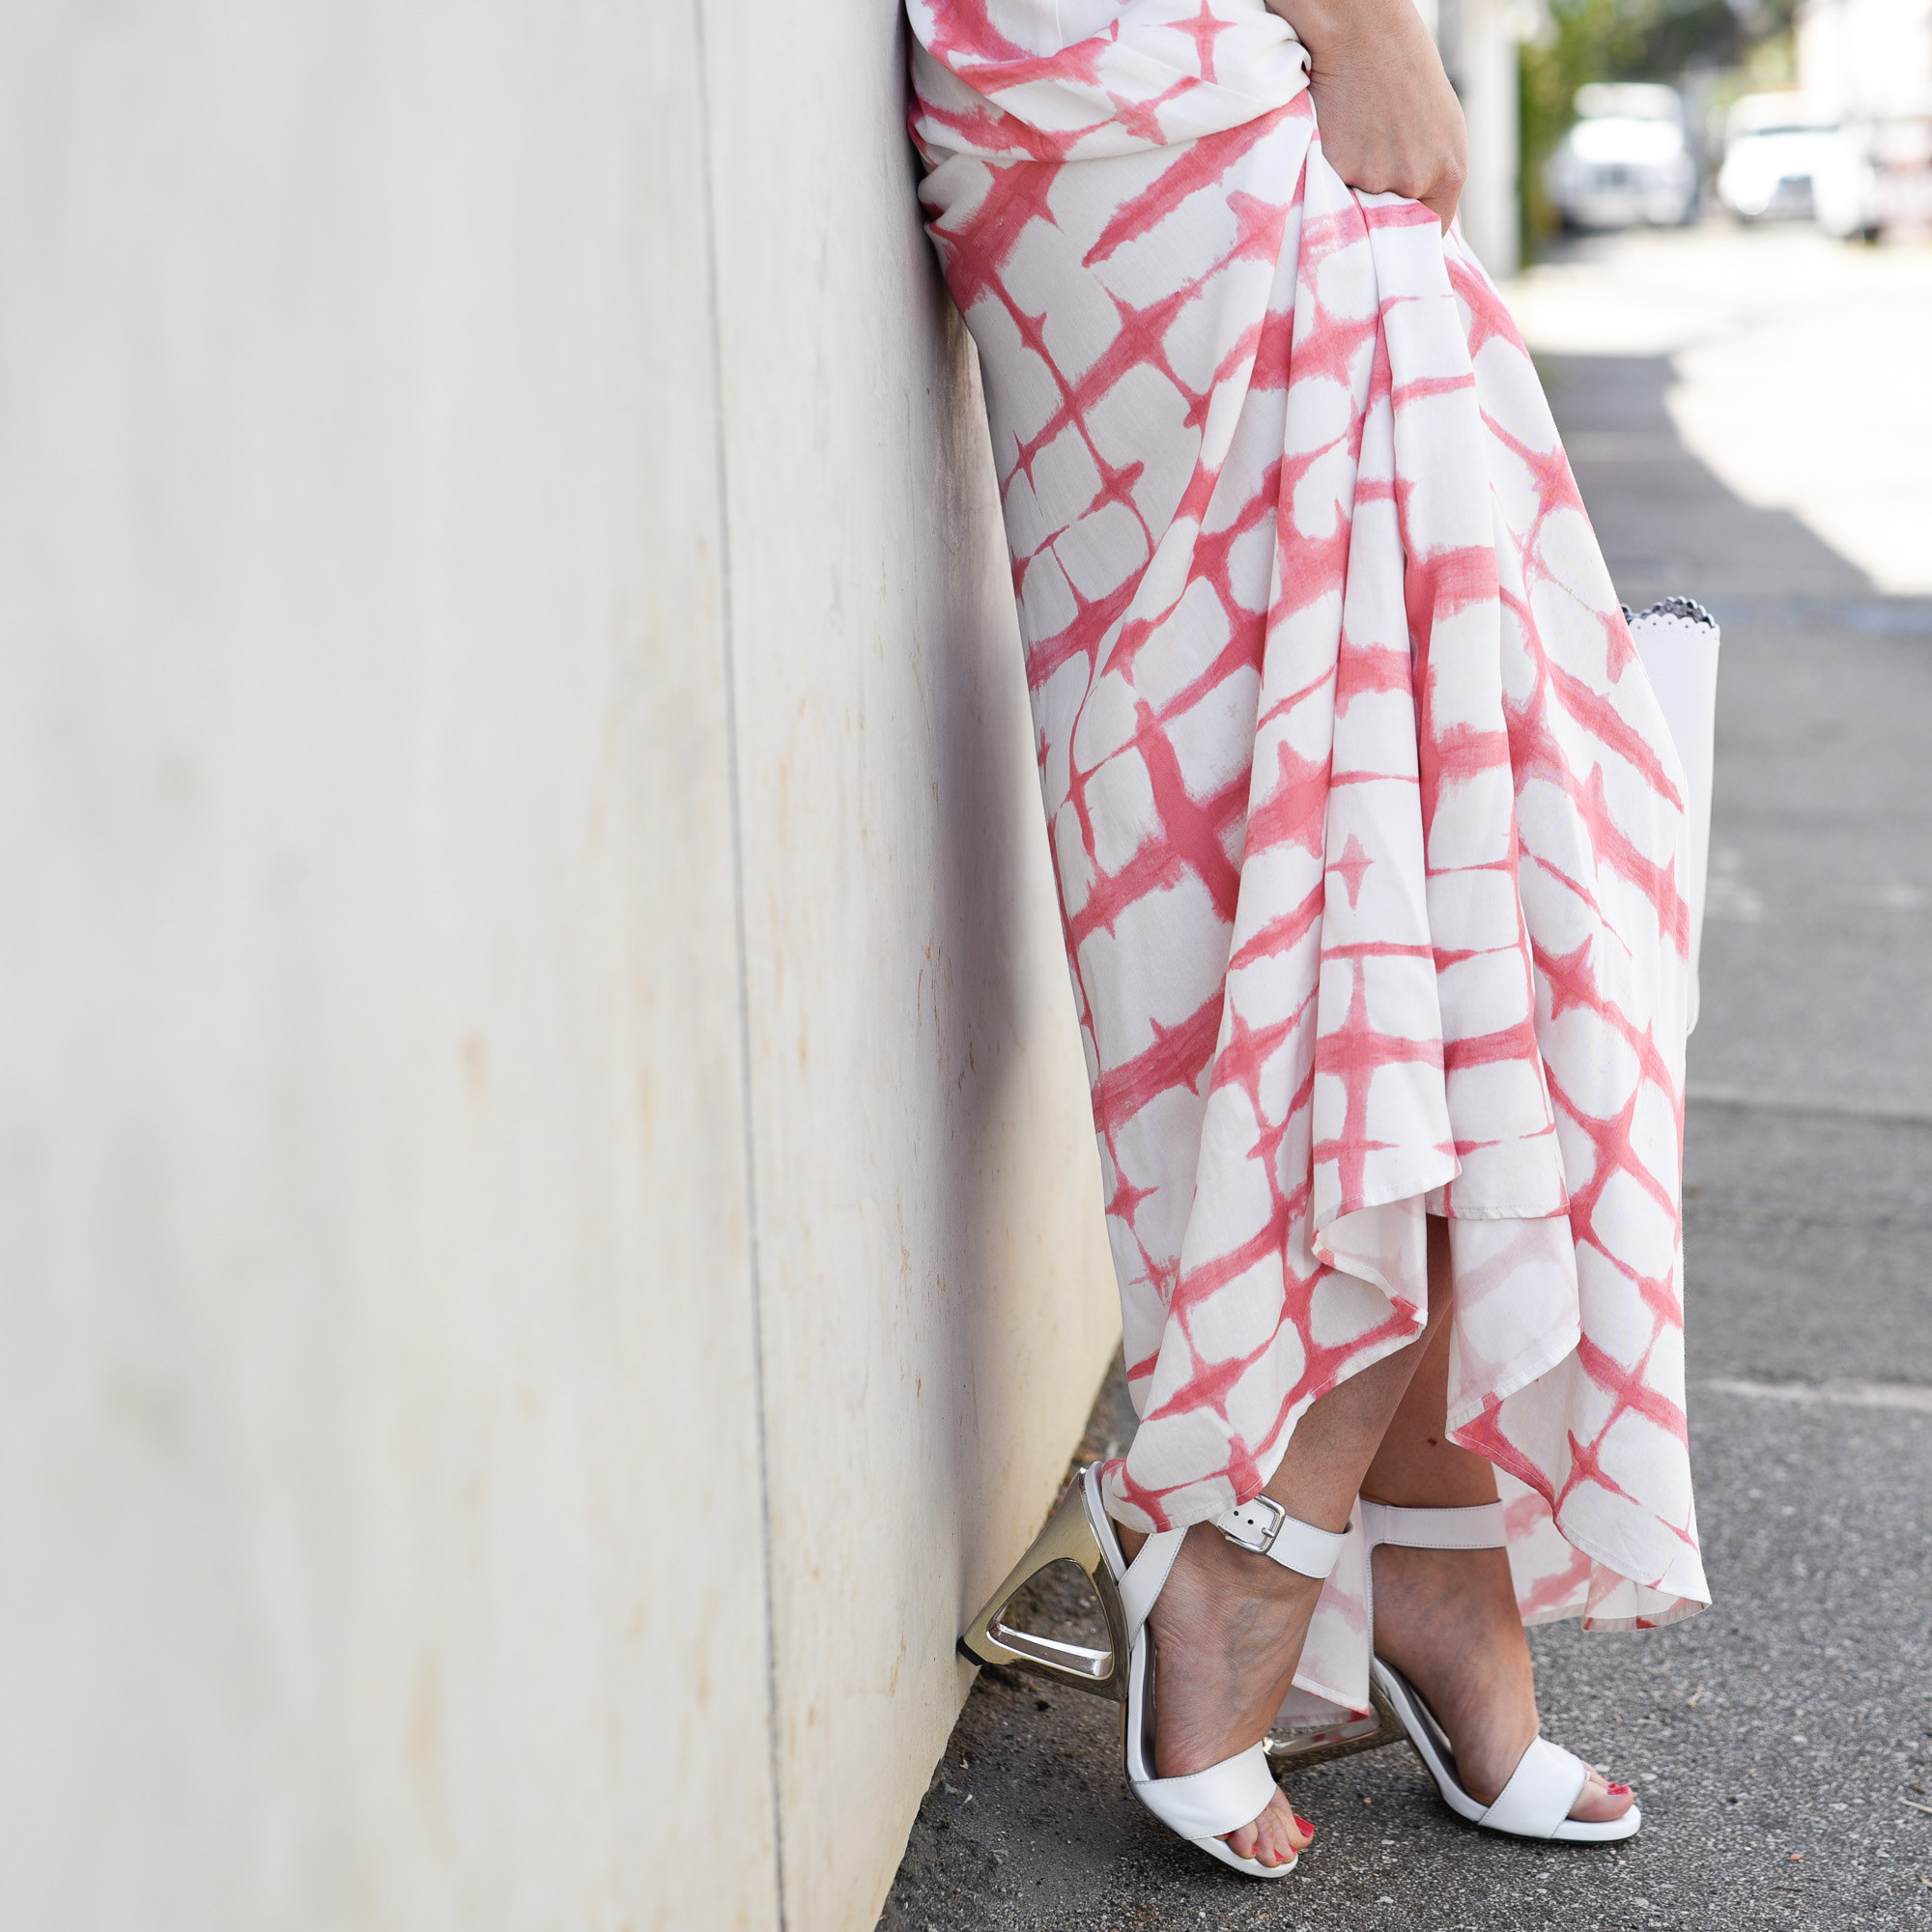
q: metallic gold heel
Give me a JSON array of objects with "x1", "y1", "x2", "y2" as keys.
[
  {"x1": 1264, "y1": 1676, "x2": 1405, "y2": 1768},
  {"x1": 957, "y1": 1471, "x2": 1130, "y2": 1701}
]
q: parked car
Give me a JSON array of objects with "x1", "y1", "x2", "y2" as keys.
[
  {"x1": 1717, "y1": 93, "x2": 1840, "y2": 221},
  {"x1": 1811, "y1": 116, "x2": 1932, "y2": 241},
  {"x1": 1810, "y1": 120, "x2": 1883, "y2": 240},
  {"x1": 1544, "y1": 83, "x2": 1699, "y2": 231}
]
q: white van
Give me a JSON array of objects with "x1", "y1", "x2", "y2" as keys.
[
  {"x1": 1544, "y1": 83, "x2": 1699, "y2": 231},
  {"x1": 1717, "y1": 93, "x2": 1841, "y2": 220}
]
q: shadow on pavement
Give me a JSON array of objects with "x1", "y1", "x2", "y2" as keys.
[{"x1": 1537, "y1": 351, "x2": 1873, "y2": 610}]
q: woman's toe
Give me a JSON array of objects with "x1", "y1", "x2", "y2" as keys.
[
  {"x1": 1568, "y1": 1769, "x2": 1635, "y2": 1824},
  {"x1": 1226, "y1": 1792, "x2": 1305, "y2": 1867},
  {"x1": 1261, "y1": 1809, "x2": 1295, "y2": 1864},
  {"x1": 1247, "y1": 1823, "x2": 1287, "y2": 1867}
]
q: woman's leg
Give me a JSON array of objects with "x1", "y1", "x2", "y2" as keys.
[
  {"x1": 1124, "y1": 1222, "x2": 1457, "y2": 1866},
  {"x1": 1361, "y1": 1243, "x2": 1634, "y2": 1824}
]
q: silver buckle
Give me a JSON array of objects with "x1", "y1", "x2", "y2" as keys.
[{"x1": 1219, "y1": 1495, "x2": 1285, "y2": 1555}]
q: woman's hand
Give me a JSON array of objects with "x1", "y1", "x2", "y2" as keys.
[{"x1": 1263, "y1": 0, "x2": 1469, "y2": 230}]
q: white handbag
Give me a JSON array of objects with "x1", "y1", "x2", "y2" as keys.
[{"x1": 1624, "y1": 598, "x2": 1721, "y2": 1035}]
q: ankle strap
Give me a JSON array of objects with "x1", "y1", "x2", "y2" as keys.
[
  {"x1": 1215, "y1": 1497, "x2": 1349, "y2": 1579},
  {"x1": 1109, "y1": 1492, "x2": 1350, "y2": 1641},
  {"x1": 1359, "y1": 1499, "x2": 1506, "y2": 1551}
]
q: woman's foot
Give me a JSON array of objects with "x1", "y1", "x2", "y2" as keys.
[
  {"x1": 1121, "y1": 1521, "x2": 1321, "y2": 1866},
  {"x1": 1369, "y1": 1541, "x2": 1634, "y2": 1824}
]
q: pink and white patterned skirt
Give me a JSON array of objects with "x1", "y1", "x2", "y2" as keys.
[{"x1": 909, "y1": 0, "x2": 1709, "y2": 1715}]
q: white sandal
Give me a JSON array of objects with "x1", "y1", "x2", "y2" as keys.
[
  {"x1": 1359, "y1": 1499, "x2": 1642, "y2": 1844},
  {"x1": 960, "y1": 1466, "x2": 1349, "y2": 1880}
]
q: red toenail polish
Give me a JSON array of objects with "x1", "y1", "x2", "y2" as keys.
[
  {"x1": 1294, "y1": 1813, "x2": 1315, "y2": 1836},
  {"x1": 1606, "y1": 1782, "x2": 1631, "y2": 1795}
]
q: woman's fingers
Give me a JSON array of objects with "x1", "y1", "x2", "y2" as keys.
[
  {"x1": 1264, "y1": 0, "x2": 1469, "y2": 229},
  {"x1": 1314, "y1": 78, "x2": 1468, "y2": 227}
]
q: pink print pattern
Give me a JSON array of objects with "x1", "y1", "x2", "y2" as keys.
[{"x1": 909, "y1": 0, "x2": 1708, "y2": 1693}]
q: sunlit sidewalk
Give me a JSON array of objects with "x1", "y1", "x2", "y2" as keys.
[{"x1": 1503, "y1": 220, "x2": 1932, "y2": 597}]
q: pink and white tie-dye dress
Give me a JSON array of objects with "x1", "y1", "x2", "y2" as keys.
[{"x1": 908, "y1": 0, "x2": 1709, "y2": 1713}]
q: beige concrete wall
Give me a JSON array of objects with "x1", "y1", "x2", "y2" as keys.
[
  {"x1": 0, "y1": 5, "x2": 1118, "y2": 1930},
  {"x1": 704, "y1": 4, "x2": 1122, "y2": 1926},
  {"x1": 1434, "y1": 0, "x2": 1528, "y2": 279},
  {"x1": 1453, "y1": 0, "x2": 1526, "y2": 280}
]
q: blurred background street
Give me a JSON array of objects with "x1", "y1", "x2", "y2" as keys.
[{"x1": 881, "y1": 213, "x2": 1932, "y2": 1932}]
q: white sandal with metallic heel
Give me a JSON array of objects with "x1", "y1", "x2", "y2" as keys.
[
  {"x1": 961, "y1": 1466, "x2": 1348, "y2": 1880},
  {"x1": 1360, "y1": 1499, "x2": 1642, "y2": 1844}
]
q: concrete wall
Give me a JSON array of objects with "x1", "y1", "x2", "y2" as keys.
[
  {"x1": 1413, "y1": 0, "x2": 1525, "y2": 278},
  {"x1": 1428, "y1": 0, "x2": 1529, "y2": 279},
  {"x1": 0, "y1": 6, "x2": 1120, "y2": 1929},
  {"x1": 1455, "y1": 0, "x2": 1528, "y2": 279}
]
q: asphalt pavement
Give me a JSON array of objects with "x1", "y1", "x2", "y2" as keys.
[{"x1": 882, "y1": 222, "x2": 1932, "y2": 1932}]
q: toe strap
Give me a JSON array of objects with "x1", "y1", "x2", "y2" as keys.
[
  {"x1": 1133, "y1": 1741, "x2": 1280, "y2": 1840},
  {"x1": 1479, "y1": 1737, "x2": 1592, "y2": 1839}
]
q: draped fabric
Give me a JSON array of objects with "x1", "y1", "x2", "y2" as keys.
[{"x1": 909, "y1": 0, "x2": 1708, "y2": 1711}]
